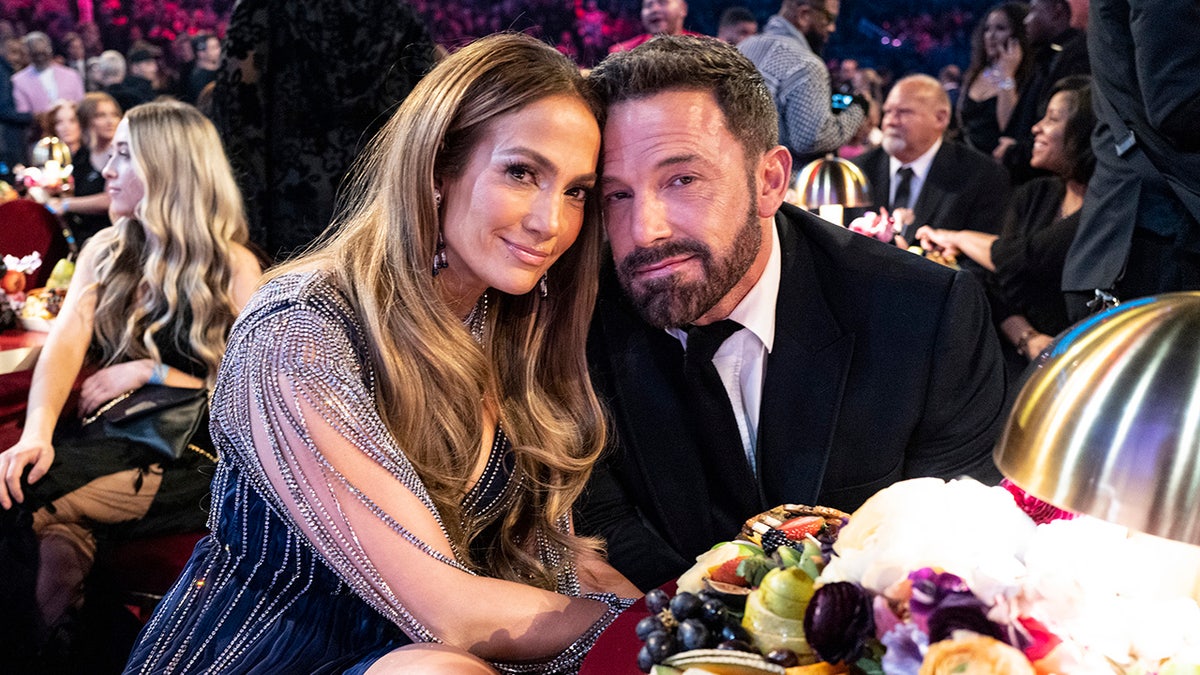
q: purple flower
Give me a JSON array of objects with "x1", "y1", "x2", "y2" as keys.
[
  {"x1": 880, "y1": 622, "x2": 928, "y2": 675},
  {"x1": 907, "y1": 569, "x2": 1009, "y2": 644},
  {"x1": 907, "y1": 568, "x2": 971, "y2": 634},
  {"x1": 804, "y1": 582, "x2": 875, "y2": 663}
]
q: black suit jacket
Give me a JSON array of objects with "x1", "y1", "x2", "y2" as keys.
[
  {"x1": 577, "y1": 204, "x2": 1007, "y2": 590},
  {"x1": 1062, "y1": 0, "x2": 1200, "y2": 309},
  {"x1": 854, "y1": 141, "x2": 1011, "y2": 244}
]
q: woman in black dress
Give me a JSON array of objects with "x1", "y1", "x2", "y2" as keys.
[
  {"x1": 957, "y1": 2, "x2": 1033, "y2": 157},
  {"x1": 47, "y1": 92, "x2": 122, "y2": 246},
  {"x1": 918, "y1": 76, "x2": 1095, "y2": 365}
]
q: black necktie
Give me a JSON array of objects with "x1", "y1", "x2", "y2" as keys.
[
  {"x1": 682, "y1": 319, "x2": 760, "y2": 536},
  {"x1": 891, "y1": 166, "x2": 914, "y2": 211}
]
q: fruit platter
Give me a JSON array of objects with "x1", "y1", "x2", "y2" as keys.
[{"x1": 622, "y1": 478, "x2": 1200, "y2": 675}]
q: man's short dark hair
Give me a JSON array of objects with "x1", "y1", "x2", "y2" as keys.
[
  {"x1": 588, "y1": 35, "x2": 778, "y2": 158},
  {"x1": 719, "y1": 6, "x2": 757, "y2": 27}
]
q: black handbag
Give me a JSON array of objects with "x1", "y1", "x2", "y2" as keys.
[{"x1": 79, "y1": 385, "x2": 209, "y2": 461}]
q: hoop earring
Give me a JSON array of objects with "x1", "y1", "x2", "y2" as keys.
[
  {"x1": 539, "y1": 273, "x2": 548, "y2": 299},
  {"x1": 433, "y1": 189, "x2": 442, "y2": 208},
  {"x1": 432, "y1": 230, "x2": 449, "y2": 276}
]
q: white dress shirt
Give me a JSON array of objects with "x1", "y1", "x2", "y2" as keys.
[
  {"x1": 888, "y1": 136, "x2": 942, "y2": 210},
  {"x1": 670, "y1": 223, "x2": 782, "y2": 474}
]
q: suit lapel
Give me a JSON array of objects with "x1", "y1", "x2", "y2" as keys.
[
  {"x1": 757, "y1": 208, "x2": 856, "y2": 506},
  {"x1": 598, "y1": 292, "x2": 747, "y2": 553},
  {"x1": 911, "y1": 143, "x2": 952, "y2": 237}
]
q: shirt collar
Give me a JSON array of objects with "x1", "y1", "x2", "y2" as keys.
[
  {"x1": 668, "y1": 221, "x2": 781, "y2": 353},
  {"x1": 888, "y1": 135, "x2": 942, "y2": 183}
]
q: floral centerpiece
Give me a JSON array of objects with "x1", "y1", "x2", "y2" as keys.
[{"x1": 636, "y1": 478, "x2": 1200, "y2": 675}]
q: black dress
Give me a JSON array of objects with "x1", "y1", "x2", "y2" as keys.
[
  {"x1": 33, "y1": 327, "x2": 217, "y2": 539},
  {"x1": 960, "y1": 95, "x2": 1003, "y2": 155},
  {"x1": 989, "y1": 177, "x2": 1081, "y2": 337},
  {"x1": 66, "y1": 145, "x2": 110, "y2": 247},
  {"x1": 212, "y1": 0, "x2": 437, "y2": 261}
]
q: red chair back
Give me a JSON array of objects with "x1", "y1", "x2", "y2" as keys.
[{"x1": 0, "y1": 200, "x2": 70, "y2": 289}]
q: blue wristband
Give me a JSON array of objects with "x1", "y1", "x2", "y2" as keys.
[{"x1": 148, "y1": 362, "x2": 169, "y2": 385}]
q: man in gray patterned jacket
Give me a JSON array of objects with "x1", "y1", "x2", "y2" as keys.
[{"x1": 738, "y1": 0, "x2": 867, "y2": 166}]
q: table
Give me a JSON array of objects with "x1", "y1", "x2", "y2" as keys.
[
  {"x1": 0, "y1": 327, "x2": 45, "y2": 375},
  {"x1": 0, "y1": 328, "x2": 45, "y2": 441},
  {"x1": 580, "y1": 581, "x2": 676, "y2": 675}
]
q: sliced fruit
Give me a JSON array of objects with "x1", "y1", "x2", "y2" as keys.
[
  {"x1": 778, "y1": 516, "x2": 824, "y2": 540},
  {"x1": 710, "y1": 556, "x2": 751, "y2": 586}
]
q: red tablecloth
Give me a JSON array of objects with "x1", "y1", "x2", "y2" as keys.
[
  {"x1": 0, "y1": 328, "x2": 44, "y2": 426},
  {"x1": 580, "y1": 581, "x2": 677, "y2": 675}
]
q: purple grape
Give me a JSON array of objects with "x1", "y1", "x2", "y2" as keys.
[
  {"x1": 700, "y1": 598, "x2": 728, "y2": 625},
  {"x1": 645, "y1": 631, "x2": 676, "y2": 662},
  {"x1": 645, "y1": 588, "x2": 671, "y2": 614},
  {"x1": 636, "y1": 615, "x2": 666, "y2": 641},
  {"x1": 669, "y1": 591, "x2": 702, "y2": 621},
  {"x1": 716, "y1": 639, "x2": 755, "y2": 652},
  {"x1": 719, "y1": 623, "x2": 751, "y2": 643},
  {"x1": 765, "y1": 649, "x2": 800, "y2": 667},
  {"x1": 636, "y1": 644, "x2": 656, "y2": 673},
  {"x1": 678, "y1": 619, "x2": 711, "y2": 651}
]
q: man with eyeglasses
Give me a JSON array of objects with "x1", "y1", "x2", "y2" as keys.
[{"x1": 738, "y1": 0, "x2": 868, "y2": 167}]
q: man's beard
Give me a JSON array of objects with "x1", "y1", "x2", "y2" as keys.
[
  {"x1": 616, "y1": 205, "x2": 762, "y2": 329},
  {"x1": 881, "y1": 133, "x2": 907, "y2": 157},
  {"x1": 804, "y1": 28, "x2": 827, "y2": 56}
]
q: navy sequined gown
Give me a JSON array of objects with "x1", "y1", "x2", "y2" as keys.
[{"x1": 123, "y1": 272, "x2": 628, "y2": 674}]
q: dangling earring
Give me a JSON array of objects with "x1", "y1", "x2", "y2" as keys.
[
  {"x1": 432, "y1": 230, "x2": 449, "y2": 276},
  {"x1": 539, "y1": 273, "x2": 548, "y2": 299},
  {"x1": 431, "y1": 189, "x2": 448, "y2": 276}
]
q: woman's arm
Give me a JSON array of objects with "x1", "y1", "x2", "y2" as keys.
[
  {"x1": 228, "y1": 242, "x2": 264, "y2": 311},
  {"x1": 999, "y1": 314, "x2": 1053, "y2": 361},
  {"x1": 0, "y1": 238, "x2": 104, "y2": 508},
  {"x1": 47, "y1": 192, "x2": 111, "y2": 216},
  {"x1": 915, "y1": 227, "x2": 999, "y2": 271},
  {"x1": 235, "y1": 301, "x2": 626, "y2": 664},
  {"x1": 993, "y1": 40, "x2": 1022, "y2": 133}
]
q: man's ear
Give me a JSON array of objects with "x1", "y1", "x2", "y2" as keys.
[{"x1": 756, "y1": 145, "x2": 792, "y2": 217}]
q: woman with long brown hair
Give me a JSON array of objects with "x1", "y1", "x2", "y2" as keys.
[{"x1": 124, "y1": 33, "x2": 636, "y2": 674}]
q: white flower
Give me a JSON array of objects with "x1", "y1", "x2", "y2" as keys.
[{"x1": 819, "y1": 478, "x2": 1035, "y2": 598}]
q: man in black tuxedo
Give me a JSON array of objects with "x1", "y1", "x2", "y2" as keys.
[
  {"x1": 853, "y1": 75, "x2": 1010, "y2": 277},
  {"x1": 1061, "y1": 0, "x2": 1200, "y2": 320},
  {"x1": 576, "y1": 37, "x2": 1007, "y2": 591}
]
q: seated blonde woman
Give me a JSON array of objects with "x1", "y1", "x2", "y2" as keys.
[{"x1": 0, "y1": 100, "x2": 261, "y2": 659}]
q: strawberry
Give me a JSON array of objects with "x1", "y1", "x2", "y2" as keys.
[
  {"x1": 709, "y1": 556, "x2": 751, "y2": 586},
  {"x1": 779, "y1": 515, "x2": 825, "y2": 540}
]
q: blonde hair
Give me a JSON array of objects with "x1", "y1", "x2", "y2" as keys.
[
  {"x1": 90, "y1": 100, "x2": 249, "y2": 386},
  {"x1": 271, "y1": 33, "x2": 606, "y2": 589}
]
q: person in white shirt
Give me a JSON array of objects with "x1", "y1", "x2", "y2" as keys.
[{"x1": 576, "y1": 37, "x2": 1007, "y2": 591}]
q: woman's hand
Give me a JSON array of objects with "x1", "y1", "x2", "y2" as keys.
[
  {"x1": 1022, "y1": 333, "x2": 1054, "y2": 360},
  {"x1": 0, "y1": 438, "x2": 54, "y2": 508},
  {"x1": 993, "y1": 136, "x2": 1017, "y2": 162},
  {"x1": 915, "y1": 226, "x2": 962, "y2": 259},
  {"x1": 79, "y1": 360, "x2": 153, "y2": 415},
  {"x1": 997, "y1": 38, "x2": 1022, "y2": 78}
]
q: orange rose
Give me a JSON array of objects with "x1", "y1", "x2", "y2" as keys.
[{"x1": 918, "y1": 635, "x2": 1035, "y2": 675}]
